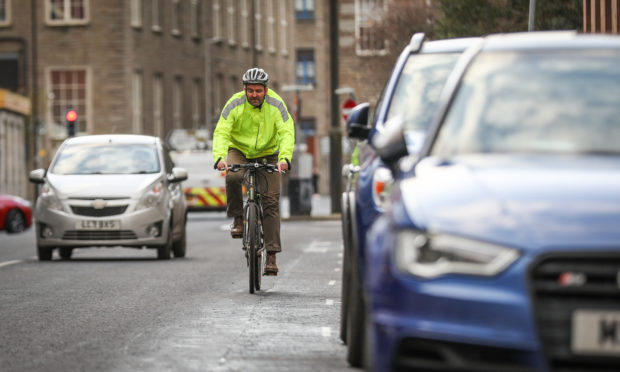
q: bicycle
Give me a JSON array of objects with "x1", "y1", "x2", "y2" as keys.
[{"x1": 229, "y1": 161, "x2": 279, "y2": 294}]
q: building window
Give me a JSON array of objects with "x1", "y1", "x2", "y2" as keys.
[
  {"x1": 171, "y1": 0, "x2": 181, "y2": 36},
  {"x1": 227, "y1": 0, "x2": 236, "y2": 45},
  {"x1": 267, "y1": 0, "x2": 275, "y2": 53},
  {"x1": 153, "y1": 74, "x2": 163, "y2": 138},
  {"x1": 255, "y1": 0, "x2": 263, "y2": 51},
  {"x1": 213, "y1": 0, "x2": 222, "y2": 39},
  {"x1": 48, "y1": 68, "x2": 89, "y2": 136},
  {"x1": 192, "y1": 79, "x2": 201, "y2": 129},
  {"x1": 131, "y1": 0, "x2": 142, "y2": 28},
  {"x1": 279, "y1": 0, "x2": 288, "y2": 55},
  {"x1": 46, "y1": 0, "x2": 88, "y2": 25},
  {"x1": 0, "y1": 0, "x2": 11, "y2": 26},
  {"x1": 152, "y1": 0, "x2": 161, "y2": 32},
  {"x1": 173, "y1": 77, "x2": 183, "y2": 129},
  {"x1": 0, "y1": 53, "x2": 19, "y2": 92},
  {"x1": 190, "y1": 0, "x2": 200, "y2": 39},
  {"x1": 240, "y1": 0, "x2": 249, "y2": 48},
  {"x1": 132, "y1": 71, "x2": 143, "y2": 134},
  {"x1": 294, "y1": 0, "x2": 314, "y2": 20},
  {"x1": 356, "y1": 0, "x2": 386, "y2": 55},
  {"x1": 296, "y1": 49, "x2": 315, "y2": 85}
]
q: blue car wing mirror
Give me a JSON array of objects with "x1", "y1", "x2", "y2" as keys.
[
  {"x1": 372, "y1": 116, "x2": 409, "y2": 166},
  {"x1": 346, "y1": 103, "x2": 371, "y2": 140}
]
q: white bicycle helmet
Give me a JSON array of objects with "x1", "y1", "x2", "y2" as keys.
[{"x1": 242, "y1": 67, "x2": 269, "y2": 86}]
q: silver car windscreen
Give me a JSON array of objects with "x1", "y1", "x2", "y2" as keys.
[{"x1": 50, "y1": 143, "x2": 161, "y2": 175}]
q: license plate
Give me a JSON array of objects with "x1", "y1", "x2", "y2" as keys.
[
  {"x1": 75, "y1": 220, "x2": 120, "y2": 230},
  {"x1": 572, "y1": 310, "x2": 620, "y2": 356}
]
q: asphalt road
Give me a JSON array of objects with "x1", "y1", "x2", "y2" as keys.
[{"x1": 0, "y1": 212, "x2": 353, "y2": 372}]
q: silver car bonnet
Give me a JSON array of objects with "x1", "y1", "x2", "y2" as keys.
[{"x1": 46, "y1": 173, "x2": 162, "y2": 199}]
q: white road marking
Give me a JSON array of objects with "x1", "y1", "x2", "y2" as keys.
[
  {"x1": 328, "y1": 280, "x2": 336, "y2": 286},
  {"x1": 334, "y1": 268, "x2": 341, "y2": 272},
  {"x1": 0, "y1": 260, "x2": 22, "y2": 269},
  {"x1": 338, "y1": 252, "x2": 343, "y2": 258},
  {"x1": 325, "y1": 299, "x2": 334, "y2": 306},
  {"x1": 304, "y1": 240, "x2": 330, "y2": 253},
  {"x1": 321, "y1": 327, "x2": 331, "y2": 337}
]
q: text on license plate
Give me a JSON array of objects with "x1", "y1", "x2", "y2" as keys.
[
  {"x1": 76, "y1": 220, "x2": 120, "y2": 230},
  {"x1": 572, "y1": 310, "x2": 620, "y2": 356}
]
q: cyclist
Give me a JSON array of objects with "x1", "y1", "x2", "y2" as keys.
[{"x1": 213, "y1": 67, "x2": 295, "y2": 275}]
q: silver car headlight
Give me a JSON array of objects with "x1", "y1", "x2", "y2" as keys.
[
  {"x1": 40, "y1": 183, "x2": 64, "y2": 211},
  {"x1": 395, "y1": 230, "x2": 520, "y2": 279},
  {"x1": 135, "y1": 181, "x2": 164, "y2": 211}
]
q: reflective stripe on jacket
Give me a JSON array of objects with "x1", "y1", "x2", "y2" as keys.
[{"x1": 212, "y1": 89, "x2": 295, "y2": 164}]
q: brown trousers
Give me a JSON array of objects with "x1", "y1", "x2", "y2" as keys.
[{"x1": 225, "y1": 148, "x2": 282, "y2": 253}]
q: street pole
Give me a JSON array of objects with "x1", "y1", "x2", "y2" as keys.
[
  {"x1": 329, "y1": 0, "x2": 341, "y2": 214},
  {"x1": 528, "y1": 0, "x2": 536, "y2": 31}
]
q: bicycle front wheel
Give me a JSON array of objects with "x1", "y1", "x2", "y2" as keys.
[{"x1": 246, "y1": 202, "x2": 260, "y2": 294}]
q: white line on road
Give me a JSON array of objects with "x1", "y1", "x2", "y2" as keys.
[
  {"x1": 321, "y1": 327, "x2": 331, "y2": 337},
  {"x1": 325, "y1": 299, "x2": 334, "y2": 306},
  {"x1": 0, "y1": 260, "x2": 22, "y2": 269},
  {"x1": 328, "y1": 280, "x2": 336, "y2": 286},
  {"x1": 334, "y1": 268, "x2": 341, "y2": 272}
]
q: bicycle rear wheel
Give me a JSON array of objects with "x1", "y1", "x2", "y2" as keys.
[{"x1": 246, "y1": 203, "x2": 259, "y2": 294}]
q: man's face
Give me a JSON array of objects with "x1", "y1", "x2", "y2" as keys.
[{"x1": 245, "y1": 84, "x2": 267, "y2": 107}]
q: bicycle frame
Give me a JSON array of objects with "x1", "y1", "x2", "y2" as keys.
[{"x1": 229, "y1": 162, "x2": 277, "y2": 293}]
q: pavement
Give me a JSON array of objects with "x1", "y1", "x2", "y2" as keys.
[{"x1": 280, "y1": 194, "x2": 339, "y2": 220}]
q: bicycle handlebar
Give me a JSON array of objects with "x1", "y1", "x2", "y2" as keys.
[{"x1": 229, "y1": 162, "x2": 282, "y2": 174}]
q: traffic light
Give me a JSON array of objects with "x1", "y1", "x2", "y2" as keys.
[{"x1": 65, "y1": 109, "x2": 78, "y2": 137}]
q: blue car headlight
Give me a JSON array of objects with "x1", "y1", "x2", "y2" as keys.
[{"x1": 395, "y1": 230, "x2": 520, "y2": 278}]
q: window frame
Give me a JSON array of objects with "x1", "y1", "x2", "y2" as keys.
[
  {"x1": 294, "y1": 0, "x2": 314, "y2": 20},
  {"x1": 131, "y1": 0, "x2": 142, "y2": 28},
  {"x1": 152, "y1": 0, "x2": 162, "y2": 32},
  {"x1": 153, "y1": 74, "x2": 164, "y2": 138},
  {"x1": 171, "y1": 0, "x2": 182, "y2": 36},
  {"x1": 296, "y1": 49, "x2": 316, "y2": 85},
  {"x1": 46, "y1": 66, "x2": 92, "y2": 138},
  {"x1": 45, "y1": 0, "x2": 89, "y2": 26},
  {"x1": 355, "y1": 0, "x2": 387, "y2": 56},
  {"x1": 0, "y1": 0, "x2": 12, "y2": 27}
]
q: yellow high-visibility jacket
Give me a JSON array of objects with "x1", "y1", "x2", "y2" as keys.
[{"x1": 212, "y1": 89, "x2": 295, "y2": 165}]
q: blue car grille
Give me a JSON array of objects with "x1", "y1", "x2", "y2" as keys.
[
  {"x1": 62, "y1": 230, "x2": 137, "y2": 240},
  {"x1": 530, "y1": 254, "x2": 620, "y2": 372},
  {"x1": 392, "y1": 337, "x2": 537, "y2": 372}
]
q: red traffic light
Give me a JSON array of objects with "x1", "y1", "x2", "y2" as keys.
[{"x1": 65, "y1": 109, "x2": 78, "y2": 122}]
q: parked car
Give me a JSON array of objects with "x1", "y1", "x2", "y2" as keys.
[
  {"x1": 339, "y1": 33, "x2": 479, "y2": 367},
  {"x1": 0, "y1": 195, "x2": 33, "y2": 233},
  {"x1": 29, "y1": 134, "x2": 188, "y2": 261},
  {"x1": 365, "y1": 31, "x2": 620, "y2": 371}
]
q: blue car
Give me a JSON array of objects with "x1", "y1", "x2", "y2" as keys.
[
  {"x1": 339, "y1": 33, "x2": 479, "y2": 367},
  {"x1": 366, "y1": 32, "x2": 620, "y2": 371}
]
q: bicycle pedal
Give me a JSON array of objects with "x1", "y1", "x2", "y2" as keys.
[
  {"x1": 231, "y1": 232, "x2": 242, "y2": 239},
  {"x1": 263, "y1": 271, "x2": 277, "y2": 276}
]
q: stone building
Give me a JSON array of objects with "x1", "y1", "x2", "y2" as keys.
[{"x1": 0, "y1": 0, "x2": 296, "y2": 199}]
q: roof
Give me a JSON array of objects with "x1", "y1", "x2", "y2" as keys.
[
  {"x1": 481, "y1": 31, "x2": 620, "y2": 52},
  {"x1": 64, "y1": 134, "x2": 159, "y2": 145},
  {"x1": 420, "y1": 37, "x2": 482, "y2": 54}
]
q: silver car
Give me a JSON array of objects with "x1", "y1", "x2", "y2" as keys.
[{"x1": 29, "y1": 135, "x2": 188, "y2": 261}]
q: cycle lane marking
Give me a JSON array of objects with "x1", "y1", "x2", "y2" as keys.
[{"x1": 0, "y1": 259, "x2": 23, "y2": 269}]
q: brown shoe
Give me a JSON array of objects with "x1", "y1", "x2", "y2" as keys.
[
  {"x1": 265, "y1": 252, "x2": 278, "y2": 275},
  {"x1": 230, "y1": 216, "x2": 243, "y2": 238}
]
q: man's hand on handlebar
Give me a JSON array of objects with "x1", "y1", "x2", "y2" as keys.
[
  {"x1": 216, "y1": 160, "x2": 229, "y2": 172},
  {"x1": 277, "y1": 161, "x2": 289, "y2": 173}
]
